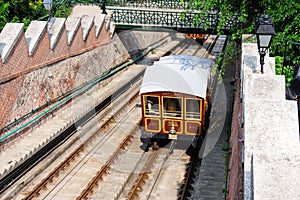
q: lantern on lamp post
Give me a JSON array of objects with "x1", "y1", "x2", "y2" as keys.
[
  {"x1": 43, "y1": 0, "x2": 53, "y2": 19},
  {"x1": 256, "y1": 14, "x2": 276, "y2": 74}
]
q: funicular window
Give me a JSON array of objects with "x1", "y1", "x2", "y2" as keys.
[
  {"x1": 144, "y1": 95, "x2": 160, "y2": 117},
  {"x1": 163, "y1": 97, "x2": 182, "y2": 118},
  {"x1": 185, "y1": 98, "x2": 201, "y2": 120}
]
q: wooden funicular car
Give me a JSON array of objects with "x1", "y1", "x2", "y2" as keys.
[{"x1": 139, "y1": 55, "x2": 214, "y2": 150}]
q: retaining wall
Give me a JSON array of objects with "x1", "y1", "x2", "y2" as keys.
[
  {"x1": 240, "y1": 35, "x2": 300, "y2": 199},
  {"x1": 0, "y1": 9, "x2": 112, "y2": 128},
  {"x1": 226, "y1": 50, "x2": 243, "y2": 200},
  {"x1": 0, "y1": 5, "x2": 172, "y2": 129}
]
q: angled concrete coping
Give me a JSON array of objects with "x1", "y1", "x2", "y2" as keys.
[
  {"x1": 243, "y1": 99, "x2": 299, "y2": 172},
  {"x1": 106, "y1": 13, "x2": 112, "y2": 31},
  {"x1": 110, "y1": 22, "x2": 116, "y2": 38},
  {"x1": 65, "y1": 17, "x2": 81, "y2": 45},
  {"x1": 25, "y1": 21, "x2": 48, "y2": 56},
  {"x1": 244, "y1": 74, "x2": 286, "y2": 100},
  {"x1": 81, "y1": 15, "x2": 95, "y2": 41},
  {"x1": 47, "y1": 17, "x2": 66, "y2": 50},
  {"x1": 0, "y1": 23, "x2": 24, "y2": 62},
  {"x1": 253, "y1": 147, "x2": 300, "y2": 199},
  {"x1": 94, "y1": 14, "x2": 106, "y2": 38}
]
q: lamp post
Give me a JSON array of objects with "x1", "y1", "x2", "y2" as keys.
[
  {"x1": 43, "y1": 0, "x2": 53, "y2": 19},
  {"x1": 256, "y1": 14, "x2": 276, "y2": 74},
  {"x1": 101, "y1": 0, "x2": 107, "y2": 15}
]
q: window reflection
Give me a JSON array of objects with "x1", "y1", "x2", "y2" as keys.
[
  {"x1": 163, "y1": 97, "x2": 182, "y2": 118},
  {"x1": 185, "y1": 99, "x2": 201, "y2": 119},
  {"x1": 144, "y1": 96, "x2": 160, "y2": 116}
]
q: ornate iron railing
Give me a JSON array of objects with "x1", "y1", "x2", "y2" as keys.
[
  {"x1": 107, "y1": 0, "x2": 190, "y2": 9},
  {"x1": 109, "y1": 7, "x2": 239, "y2": 33}
]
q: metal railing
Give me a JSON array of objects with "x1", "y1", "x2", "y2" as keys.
[
  {"x1": 107, "y1": 0, "x2": 190, "y2": 9},
  {"x1": 109, "y1": 7, "x2": 239, "y2": 33},
  {"x1": 74, "y1": 1, "x2": 240, "y2": 33}
]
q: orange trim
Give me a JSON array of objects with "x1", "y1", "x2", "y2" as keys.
[
  {"x1": 162, "y1": 119, "x2": 182, "y2": 134},
  {"x1": 143, "y1": 95, "x2": 161, "y2": 117},
  {"x1": 184, "y1": 98, "x2": 202, "y2": 120},
  {"x1": 145, "y1": 118, "x2": 161, "y2": 132},
  {"x1": 185, "y1": 121, "x2": 201, "y2": 135}
]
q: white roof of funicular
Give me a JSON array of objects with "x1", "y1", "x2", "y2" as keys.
[{"x1": 139, "y1": 55, "x2": 213, "y2": 99}]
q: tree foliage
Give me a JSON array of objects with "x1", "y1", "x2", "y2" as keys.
[
  {"x1": 0, "y1": 0, "x2": 103, "y2": 31},
  {"x1": 186, "y1": 0, "x2": 300, "y2": 80},
  {"x1": 0, "y1": 0, "x2": 10, "y2": 30},
  {"x1": 0, "y1": 0, "x2": 47, "y2": 30}
]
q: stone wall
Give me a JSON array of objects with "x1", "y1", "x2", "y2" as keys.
[
  {"x1": 0, "y1": 15, "x2": 111, "y2": 83},
  {"x1": 226, "y1": 34, "x2": 300, "y2": 199},
  {"x1": 241, "y1": 35, "x2": 300, "y2": 200},
  {"x1": 0, "y1": 8, "x2": 112, "y2": 128},
  {"x1": 0, "y1": 5, "x2": 172, "y2": 129}
]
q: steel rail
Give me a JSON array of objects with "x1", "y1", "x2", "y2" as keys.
[
  {"x1": 146, "y1": 140, "x2": 176, "y2": 199},
  {"x1": 126, "y1": 140, "x2": 176, "y2": 200},
  {"x1": 22, "y1": 90, "x2": 141, "y2": 199},
  {"x1": 179, "y1": 35, "x2": 228, "y2": 199},
  {"x1": 76, "y1": 127, "x2": 139, "y2": 200},
  {"x1": 22, "y1": 145, "x2": 85, "y2": 199},
  {"x1": 0, "y1": 70, "x2": 144, "y2": 194},
  {"x1": 179, "y1": 151, "x2": 199, "y2": 200},
  {"x1": 126, "y1": 151, "x2": 158, "y2": 200}
]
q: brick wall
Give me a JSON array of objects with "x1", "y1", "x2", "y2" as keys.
[
  {"x1": 85, "y1": 21, "x2": 97, "y2": 48},
  {"x1": 2, "y1": 35, "x2": 129, "y2": 127},
  {"x1": 0, "y1": 17, "x2": 112, "y2": 84},
  {"x1": 29, "y1": 26, "x2": 51, "y2": 67},
  {"x1": 69, "y1": 22, "x2": 85, "y2": 54},
  {"x1": 226, "y1": 52, "x2": 243, "y2": 200},
  {"x1": 0, "y1": 31, "x2": 29, "y2": 82},
  {"x1": 0, "y1": 17, "x2": 170, "y2": 129},
  {"x1": 0, "y1": 15, "x2": 112, "y2": 128},
  {"x1": 0, "y1": 77, "x2": 25, "y2": 127},
  {"x1": 49, "y1": 24, "x2": 70, "y2": 62},
  {"x1": 96, "y1": 21, "x2": 111, "y2": 46}
]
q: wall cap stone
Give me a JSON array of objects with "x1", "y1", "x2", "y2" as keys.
[
  {"x1": 253, "y1": 148, "x2": 300, "y2": 199},
  {"x1": 94, "y1": 14, "x2": 106, "y2": 38},
  {"x1": 0, "y1": 23, "x2": 24, "y2": 62},
  {"x1": 242, "y1": 34, "x2": 300, "y2": 200},
  {"x1": 244, "y1": 74, "x2": 285, "y2": 100},
  {"x1": 25, "y1": 21, "x2": 48, "y2": 56},
  {"x1": 81, "y1": 15, "x2": 95, "y2": 41},
  {"x1": 47, "y1": 18, "x2": 66, "y2": 50},
  {"x1": 65, "y1": 17, "x2": 81, "y2": 45}
]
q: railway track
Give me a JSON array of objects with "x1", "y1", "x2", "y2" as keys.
[
  {"x1": 19, "y1": 82, "x2": 142, "y2": 200},
  {"x1": 1, "y1": 34, "x2": 227, "y2": 199},
  {"x1": 141, "y1": 34, "x2": 227, "y2": 200},
  {"x1": 76, "y1": 127, "x2": 138, "y2": 200},
  {"x1": 0, "y1": 67, "x2": 144, "y2": 198},
  {"x1": 126, "y1": 151, "x2": 159, "y2": 199}
]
